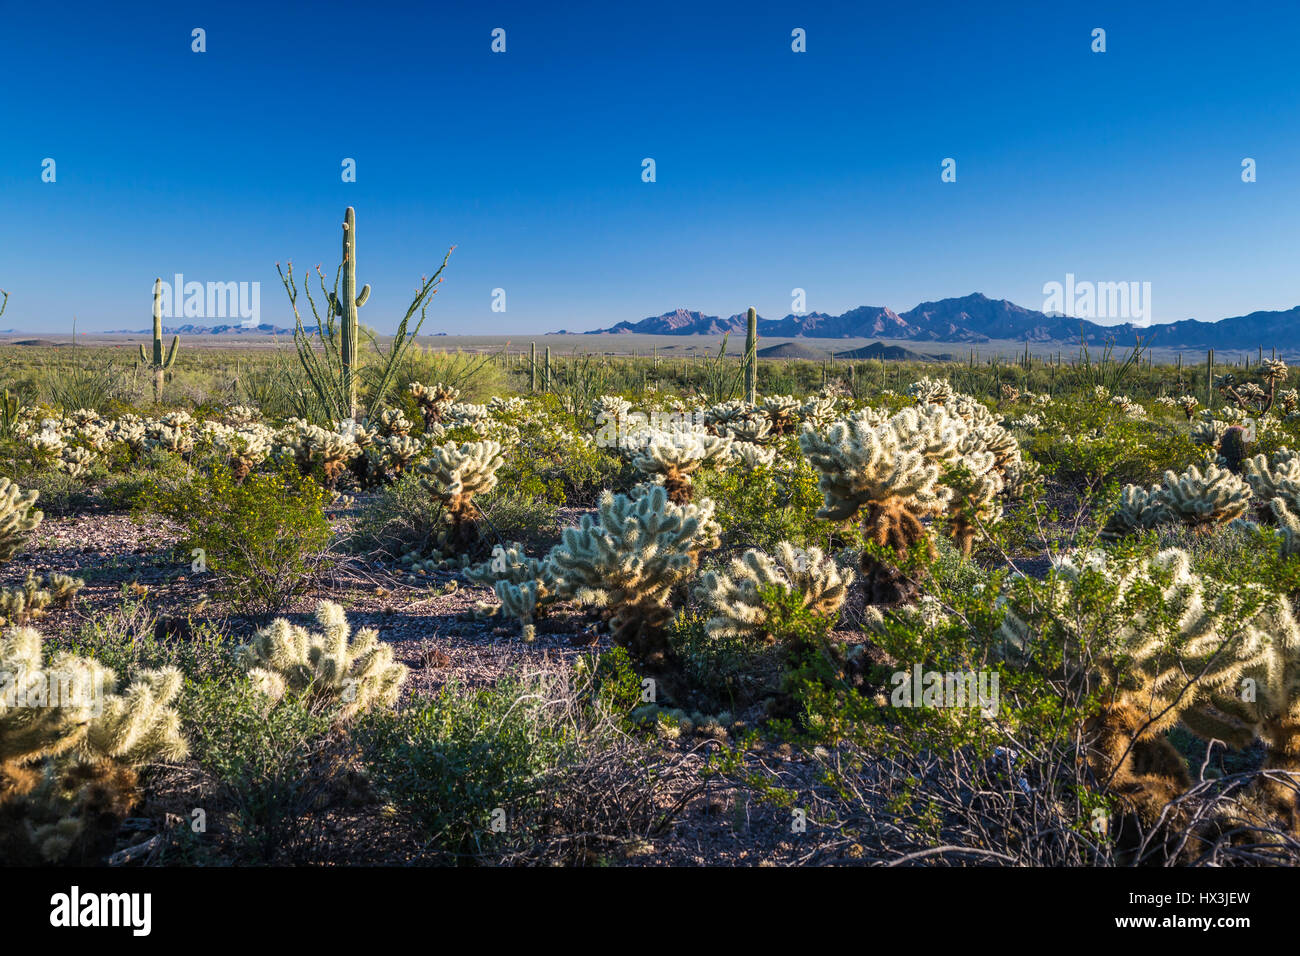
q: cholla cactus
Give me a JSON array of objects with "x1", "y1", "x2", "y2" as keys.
[
  {"x1": 907, "y1": 377, "x2": 953, "y2": 404},
  {"x1": 1175, "y1": 395, "x2": 1200, "y2": 420},
  {"x1": 799, "y1": 404, "x2": 963, "y2": 602},
  {"x1": 625, "y1": 424, "x2": 732, "y2": 503},
  {"x1": 374, "y1": 407, "x2": 412, "y2": 437},
  {"x1": 999, "y1": 384, "x2": 1021, "y2": 404},
  {"x1": 239, "y1": 601, "x2": 406, "y2": 719},
  {"x1": 57, "y1": 446, "x2": 96, "y2": 479},
  {"x1": 274, "y1": 419, "x2": 361, "y2": 486},
  {"x1": 409, "y1": 382, "x2": 460, "y2": 428},
  {"x1": 1241, "y1": 448, "x2": 1300, "y2": 517},
  {"x1": 225, "y1": 404, "x2": 261, "y2": 425},
  {"x1": 759, "y1": 395, "x2": 801, "y2": 436},
  {"x1": 593, "y1": 395, "x2": 633, "y2": 430},
  {"x1": 0, "y1": 571, "x2": 82, "y2": 625},
  {"x1": 367, "y1": 433, "x2": 424, "y2": 480},
  {"x1": 798, "y1": 394, "x2": 838, "y2": 430},
  {"x1": 728, "y1": 441, "x2": 777, "y2": 471},
  {"x1": 1000, "y1": 548, "x2": 1296, "y2": 825},
  {"x1": 548, "y1": 485, "x2": 720, "y2": 666},
  {"x1": 696, "y1": 543, "x2": 852, "y2": 643},
  {"x1": 1157, "y1": 463, "x2": 1251, "y2": 529},
  {"x1": 1190, "y1": 417, "x2": 1229, "y2": 448},
  {"x1": 703, "y1": 400, "x2": 753, "y2": 434},
  {"x1": 466, "y1": 542, "x2": 558, "y2": 631},
  {"x1": 0, "y1": 479, "x2": 41, "y2": 564},
  {"x1": 215, "y1": 424, "x2": 273, "y2": 481},
  {"x1": 1101, "y1": 484, "x2": 1169, "y2": 540},
  {"x1": 722, "y1": 411, "x2": 772, "y2": 444},
  {"x1": 416, "y1": 440, "x2": 505, "y2": 549},
  {"x1": 0, "y1": 624, "x2": 187, "y2": 862}
]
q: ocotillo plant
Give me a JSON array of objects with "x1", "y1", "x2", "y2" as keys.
[
  {"x1": 138, "y1": 279, "x2": 180, "y2": 403},
  {"x1": 0, "y1": 289, "x2": 7, "y2": 319},
  {"x1": 744, "y1": 306, "x2": 758, "y2": 404},
  {"x1": 280, "y1": 207, "x2": 453, "y2": 424}
]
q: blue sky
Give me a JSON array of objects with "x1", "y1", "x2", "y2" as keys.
[{"x1": 3, "y1": 0, "x2": 1299, "y2": 334}]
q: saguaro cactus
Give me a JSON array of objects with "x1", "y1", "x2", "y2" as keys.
[
  {"x1": 744, "y1": 306, "x2": 758, "y2": 405},
  {"x1": 328, "y1": 207, "x2": 371, "y2": 421},
  {"x1": 139, "y1": 279, "x2": 180, "y2": 403}
]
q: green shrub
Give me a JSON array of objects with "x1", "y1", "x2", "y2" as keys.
[
  {"x1": 694, "y1": 453, "x2": 829, "y2": 552},
  {"x1": 355, "y1": 672, "x2": 578, "y2": 860},
  {"x1": 148, "y1": 463, "x2": 331, "y2": 614},
  {"x1": 180, "y1": 674, "x2": 338, "y2": 862}
]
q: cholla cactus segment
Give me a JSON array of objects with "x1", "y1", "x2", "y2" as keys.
[
  {"x1": 548, "y1": 485, "x2": 720, "y2": 665},
  {"x1": 696, "y1": 543, "x2": 853, "y2": 642},
  {"x1": 0, "y1": 479, "x2": 42, "y2": 564},
  {"x1": 239, "y1": 601, "x2": 407, "y2": 719},
  {"x1": 625, "y1": 423, "x2": 732, "y2": 503},
  {"x1": 1157, "y1": 463, "x2": 1251, "y2": 529}
]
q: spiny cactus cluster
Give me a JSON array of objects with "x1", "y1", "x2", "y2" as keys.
[
  {"x1": 696, "y1": 542, "x2": 852, "y2": 643},
  {"x1": 547, "y1": 485, "x2": 720, "y2": 667},
  {"x1": 799, "y1": 399, "x2": 1018, "y2": 601},
  {"x1": 623, "y1": 422, "x2": 732, "y2": 503},
  {"x1": 1001, "y1": 548, "x2": 1300, "y2": 827},
  {"x1": 416, "y1": 442, "x2": 501, "y2": 538},
  {"x1": 0, "y1": 571, "x2": 83, "y2": 624},
  {"x1": 239, "y1": 601, "x2": 407, "y2": 719},
  {"x1": 410, "y1": 382, "x2": 460, "y2": 428},
  {"x1": 1103, "y1": 463, "x2": 1253, "y2": 539},
  {"x1": 1, "y1": 624, "x2": 187, "y2": 862},
  {"x1": 0, "y1": 478, "x2": 42, "y2": 564}
]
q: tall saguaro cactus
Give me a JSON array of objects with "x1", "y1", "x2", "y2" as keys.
[
  {"x1": 744, "y1": 306, "x2": 758, "y2": 405},
  {"x1": 139, "y1": 278, "x2": 180, "y2": 403},
  {"x1": 328, "y1": 207, "x2": 371, "y2": 420}
]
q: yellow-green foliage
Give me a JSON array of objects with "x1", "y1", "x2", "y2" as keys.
[
  {"x1": 0, "y1": 478, "x2": 42, "y2": 563},
  {"x1": 696, "y1": 542, "x2": 852, "y2": 642},
  {"x1": 239, "y1": 601, "x2": 407, "y2": 718}
]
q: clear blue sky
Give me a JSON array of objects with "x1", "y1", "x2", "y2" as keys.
[{"x1": 3, "y1": 0, "x2": 1299, "y2": 334}]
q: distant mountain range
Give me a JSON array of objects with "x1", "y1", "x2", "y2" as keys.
[
  {"x1": 572, "y1": 293, "x2": 1300, "y2": 351},
  {"x1": 103, "y1": 323, "x2": 294, "y2": 335}
]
